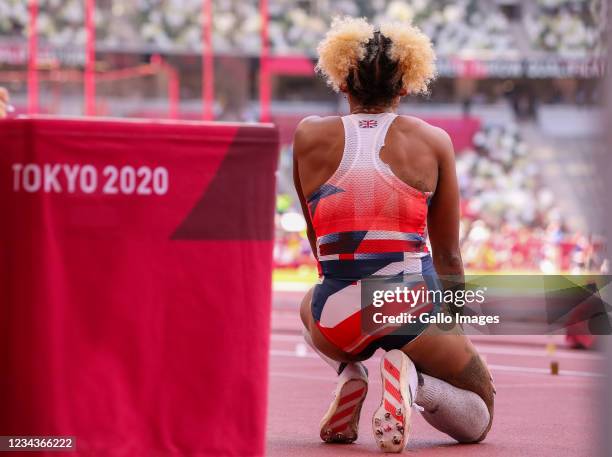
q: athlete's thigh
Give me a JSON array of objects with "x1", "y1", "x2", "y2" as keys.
[{"x1": 299, "y1": 287, "x2": 365, "y2": 363}]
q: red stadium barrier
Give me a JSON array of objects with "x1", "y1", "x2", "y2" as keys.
[{"x1": 0, "y1": 117, "x2": 279, "y2": 456}]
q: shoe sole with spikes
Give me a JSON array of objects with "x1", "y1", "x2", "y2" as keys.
[
  {"x1": 319, "y1": 378, "x2": 368, "y2": 443},
  {"x1": 372, "y1": 350, "x2": 416, "y2": 453}
]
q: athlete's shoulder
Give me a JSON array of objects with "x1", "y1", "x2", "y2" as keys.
[
  {"x1": 295, "y1": 115, "x2": 342, "y2": 136},
  {"x1": 395, "y1": 115, "x2": 454, "y2": 158},
  {"x1": 293, "y1": 115, "x2": 343, "y2": 156}
]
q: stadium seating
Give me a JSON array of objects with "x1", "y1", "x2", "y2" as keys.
[{"x1": 0, "y1": 0, "x2": 605, "y2": 56}]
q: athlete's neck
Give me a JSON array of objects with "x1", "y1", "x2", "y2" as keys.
[
  {"x1": 350, "y1": 106, "x2": 395, "y2": 114},
  {"x1": 344, "y1": 89, "x2": 403, "y2": 115},
  {"x1": 348, "y1": 97, "x2": 400, "y2": 115}
]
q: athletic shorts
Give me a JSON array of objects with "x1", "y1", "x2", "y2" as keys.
[{"x1": 311, "y1": 254, "x2": 442, "y2": 359}]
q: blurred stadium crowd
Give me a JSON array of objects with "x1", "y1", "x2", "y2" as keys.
[
  {"x1": 274, "y1": 123, "x2": 607, "y2": 274},
  {"x1": 0, "y1": 0, "x2": 606, "y2": 56},
  {"x1": 525, "y1": 0, "x2": 607, "y2": 54}
]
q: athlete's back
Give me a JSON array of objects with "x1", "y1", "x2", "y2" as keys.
[
  {"x1": 294, "y1": 113, "x2": 462, "y2": 280},
  {"x1": 295, "y1": 114, "x2": 443, "y2": 198}
]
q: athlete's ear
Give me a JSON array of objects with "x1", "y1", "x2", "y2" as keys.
[
  {"x1": 398, "y1": 88, "x2": 408, "y2": 97},
  {"x1": 339, "y1": 82, "x2": 348, "y2": 93}
]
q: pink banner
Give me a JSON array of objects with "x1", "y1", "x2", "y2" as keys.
[{"x1": 0, "y1": 117, "x2": 279, "y2": 456}]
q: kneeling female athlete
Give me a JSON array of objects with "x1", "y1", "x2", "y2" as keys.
[{"x1": 293, "y1": 18, "x2": 495, "y2": 453}]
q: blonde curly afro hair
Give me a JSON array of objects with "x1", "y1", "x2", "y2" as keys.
[
  {"x1": 315, "y1": 17, "x2": 436, "y2": 104},
  {"x1": 380, "y1": 21, "x2": 437, "y2": 95},
  {"x1": 315, "y1": 17, "x2": 374, "y2": 92}
]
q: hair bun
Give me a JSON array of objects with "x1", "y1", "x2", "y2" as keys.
[
  {"x1": 380, "y1": 21, "x2": 437, "y2": 95},
  {"x1": 315, "y1": 17, "x2": 374, "y2": 92}
]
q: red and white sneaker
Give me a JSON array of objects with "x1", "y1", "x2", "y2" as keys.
[
  {"x1": 372, "y1": 350, "x2": 418, "y2": 453},
  {"x1": 319, "y1": 363, "x2": 368, "y2": 443}
]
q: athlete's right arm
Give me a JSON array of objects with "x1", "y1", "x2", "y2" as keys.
[
  {"x1": 426, "y1": 127, "x2": 464, "y2": 279},
  {"x1": 292, "y1": 116, "x2": 322, "y2": 259},
  {"x1": 0, "y1": 87, "x2": 9, "y2": 118}
]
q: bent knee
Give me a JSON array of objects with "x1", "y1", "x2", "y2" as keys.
[
  {"x1": 469, "y1": 386, "x2": 494, "y2": 443},
  {"x1": 474, "y1": 422, "x2": 492, "y2": 443},
  {"x1": 454, "y1": 394, "x2": 493, "y2": 444},
  {"x1": 464, "y1": 411, "x2": 493, "y2": 444}
]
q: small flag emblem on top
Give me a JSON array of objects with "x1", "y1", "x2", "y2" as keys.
[{"x1": 359, "y1": 120, "x2": 378, "y2": 128}]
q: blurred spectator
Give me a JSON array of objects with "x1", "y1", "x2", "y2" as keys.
[
  {"x1": 213, "y1": 0, "x2": 260, "y2": 54},
  {"x1": 0, "y1": 0, "x2": 29, "y2": 38},
  {"x1": 374, "y1": 0, "x2": 516, "y2": 57},
  {"x1": 524, "y1": 0, "x2": 607, "y2": 55},
  {"x1": 0, "y1": 0, "x2": 87, "y2": 48}
]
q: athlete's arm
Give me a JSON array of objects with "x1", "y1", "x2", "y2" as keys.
[
  {"x1": 426, "y1": 128, "x2": 464, "y2": 279},
  {"x1": 292, "y1": 117, "x2": 320, "y2": 259},
  {"x1": 0, "y1": 87, "x2": 9, "y2": 118}
]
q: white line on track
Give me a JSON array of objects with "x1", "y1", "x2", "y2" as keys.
[
  {"x1": 469, "y1": 345, "x2": 604, "y2": 361},
  {"x1": 269, "y1": 371, "x2": 331, "y2": 382},
  {"x1": 269, "y1": 334, "x2": 605, "y2": 361},
  {"x1": 487, "y1": 364, "x2": 603, "y2": 378},
  {"x1": 270, "y1": 349, "x2": 319, "y2": 359},
  {"x1": 269, "y1": 372, "x2": 602, "y2": 386},
  {"x1": 493, "y1": 382, "x2": 600, "y2": 388},
  {"x1": 269, "y1": 349, "x2": 605, "y2": 378}
]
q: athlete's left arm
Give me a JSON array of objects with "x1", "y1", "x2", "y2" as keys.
[{"x1": 426, "y1": 127, "x2": 464, "y2": 280}]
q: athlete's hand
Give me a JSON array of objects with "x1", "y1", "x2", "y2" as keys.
[{"x1": 0, "y1": 87, "x2": 9, "y2": 118}]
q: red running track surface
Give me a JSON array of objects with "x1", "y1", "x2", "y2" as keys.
[{"x1": 268, "y1": 292, "x2": 604, "y2": 457}]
